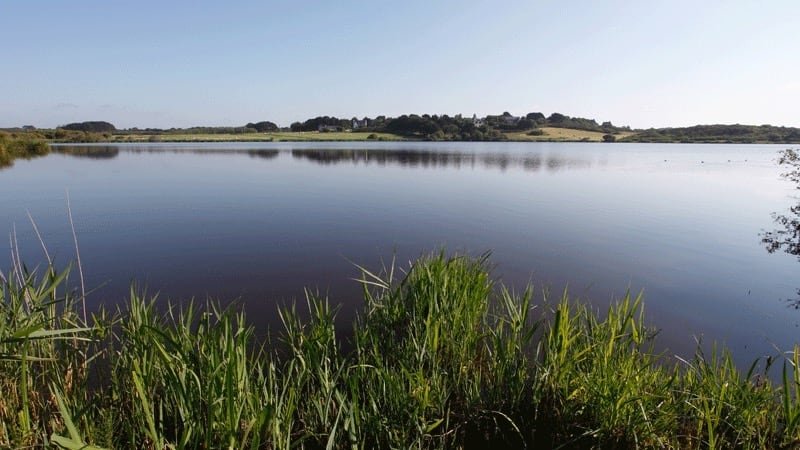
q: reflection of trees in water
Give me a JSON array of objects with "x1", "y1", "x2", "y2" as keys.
[
  {"x1": 52, "y1": 146, "x2": 589, "y2": 171},
  {"x1": 53, "y1": 146, "x2": 120, "y2": 159},
  {"x1": 290, "y1": 149, "x2": 589, "y2": 172},
  {"x1": 246, "y1": 150, "x2": 279, "y2": 159},
  {"x1": 761, "y1": 148, "x2": 800, "y2": 307},
  {"x1": 53, "y1": 146, "x2": 279, "y2": 160}
]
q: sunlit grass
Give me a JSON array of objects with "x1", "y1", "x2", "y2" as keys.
[
  {"x1": 505, "y1": 127, "x2": 636, "y2": 142},
  {"x1": 1, "y1": 252, "x2": 799, "y2": 448},
  {"x1": 0, "y1": 131, "x2": 50, "y2": 167}
]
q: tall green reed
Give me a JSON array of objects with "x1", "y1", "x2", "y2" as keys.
[{"x1": 2, "y1": 250, "x2": 800, "y2": 448}]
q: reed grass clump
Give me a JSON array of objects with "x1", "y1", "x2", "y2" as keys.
[
  {"x1": 0, "y1": 131, "x2": 50, "y2": 167},
  {"x1": 1, "y1": 251, "x2": 800, "y2": 448}
]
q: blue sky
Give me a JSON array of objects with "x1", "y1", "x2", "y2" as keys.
[{"x1": 1, "y1": 0, "x2": 798, "y2": 129}]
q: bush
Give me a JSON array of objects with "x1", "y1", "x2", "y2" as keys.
[
  {"x1": 245, "y1": 121, "x2": 279, "y2": 132},
  {"x1": 60, "y1": 121, "x2": 116, "y2": 133},
  {"x1": 0, "y1": 133, "x2": 50, "y2": 167}
]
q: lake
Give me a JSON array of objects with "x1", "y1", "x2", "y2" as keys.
[{"x1": 1, "y1": 142, "x2": 797, "y2": 365}]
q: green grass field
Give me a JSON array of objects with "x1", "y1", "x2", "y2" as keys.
[{"x1": 505, "y1": 127, "x2": 636, "y2": 142}]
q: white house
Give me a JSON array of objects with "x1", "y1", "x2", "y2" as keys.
[{"x1": 352, "y1": 118, "x2": 369, "y2": 129}]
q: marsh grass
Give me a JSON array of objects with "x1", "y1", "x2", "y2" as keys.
[
  {"x1": 0, "y1": 131, "x2": 50, "y2": 167},
  {"x1": 1, "y1": 251, "x2": 800, "y2": 448}
]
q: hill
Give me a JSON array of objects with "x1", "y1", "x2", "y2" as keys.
[{"x1": 622, "y1": 124, "x2": 800, "y2": 144}]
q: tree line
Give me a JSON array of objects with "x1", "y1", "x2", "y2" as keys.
[
  {"x1": 284, "y1": 112, "x2": 630, "y2": 141},
  {"x1": 624, "y1": 124, "x2": 800, "y2": 143},
  {"x1": 18, "y1": 117, "x2": 800, "y2": 143}
]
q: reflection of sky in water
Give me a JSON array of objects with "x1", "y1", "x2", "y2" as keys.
[{"x1": 1, "y1": 142, "x2": 797, "y2": 368}]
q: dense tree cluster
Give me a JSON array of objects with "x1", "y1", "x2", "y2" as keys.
[
  {"x1": 545, "y1": 114, "x2": 629, "y2": 133},
  {"x1": 60, "y1": 121, "x2": 116, "y2": 132},
  {"x1": 245, "y1": 121, "x2": 279, "y2": 132},
  {"x1": 526, "y1": 112, "x2": 546, "y2": 122},
  {"x1": 482, "y1": 112, "x2": 536, "y2": 131},
  {"x1": 382, "y1": 114, "x2": 506, "y2": 140},
  {"x1": 290, "y1": 116, "x2": 350, "y2": 132},
  {"x1": 285, "y1": 114, "x2": 509, "y2": 140},
  {"x1": 625, "y1": 125, "x2": 800, "y2": 143}
]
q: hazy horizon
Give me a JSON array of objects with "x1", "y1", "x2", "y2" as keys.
[{"x1": 2, "y1": 1, "x2": 798, "y2": 129}]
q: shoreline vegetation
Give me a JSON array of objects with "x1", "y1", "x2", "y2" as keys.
[
  {"x1": 3, "y1": 252, "x2": 800, "y2": 449},
  {"x1": 0, "y1": 131, "x2": 50, "y2": 167},
  {"x1": 5, "y1": 112, "x2": 800, "y2": 144}
]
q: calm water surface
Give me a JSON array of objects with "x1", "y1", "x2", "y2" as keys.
[{"x1": 1, "y1": 142, "x2": 797, "y2": 365}]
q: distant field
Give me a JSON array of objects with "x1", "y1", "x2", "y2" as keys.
[
  {"x1": 505, "y1": 127, "x2": 636, "y2": 142},
  {"x1": 109, "y1": 131, "x2": 403, "y2": 142}
]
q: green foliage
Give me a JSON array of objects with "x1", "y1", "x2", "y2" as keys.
[
  {"x1": 384, "y1": 114, "x2": 505, "y2": 141},
  {"x1": 246, "y1": 121, "x2": 279, "y2": 132},
  {"x1": 3, "y1": 252, "x2": 800, "y2": 448},
  {"x1": 624, "y1": 125, "x2": 800, "y2": 143},
  {"x1": 290, "y1": 116, "x2": 350, "y2": 132},
  {"x1": 60, "y1": 121, "x2": 116, "y2": 133},
  {"x1": 545, "y1": 113, "x2": 631, "y2": 133},
  {"x1": 526, "y1": 112, "x2": 546, "y2": 122},
  {"x1": 384, "y1": 114, "x2": 442, "y2": 136},
  {"x1": 43, "y1": 129, "x2": 107, "y2": 143},
  {"x1": 0, "y1": 131, "x2": 50, "y2": 167},
  {"x1": 763, "y1": 148, "x2": 800, "y2": 256}
]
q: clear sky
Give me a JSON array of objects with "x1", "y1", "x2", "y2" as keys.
[{"x1": 1, "y1": 0, "x2": 798, "y2": 129}]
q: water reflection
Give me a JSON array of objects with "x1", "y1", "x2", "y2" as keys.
[
  {"x1": 5, "y1": 141, "x2": 796, "y2": 373},
  {"x1": 53, "y1": 145, "x2": 120, "y2": 159},
  {"x1": 53, "y1": 145, "x2": 591, "y2": 172},
  {"x1": 761, "y1": 148, "x2": 800, "y2": 306},
  {"x1": 290, "y1": 148, "x2": 589, "y2": 172},
  {"x1": 54, "y1": 146, "x2": 279, "y2": 160}
]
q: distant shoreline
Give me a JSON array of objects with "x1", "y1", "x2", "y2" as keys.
[
  {"x1": 7, "y1": 122, "x2": 800, "y2": 145},
  {"x1": 47, "y1": 132, "x2": 800, "y2": 145},
  {"x1": 45, "y1": 126, "x2": 800, "y2": 144}
]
